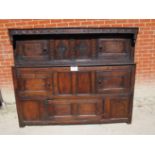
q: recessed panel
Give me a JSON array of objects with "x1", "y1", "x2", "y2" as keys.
[
  {"x1": 77, "y1": 72, "x2": 92, "y2": 93},
  {"x1": 24, "y1": 79, "x2": 46, "y2": 91},
  {"x1": 47, "y1": 100, "x2": 72, "y2": 117},
  {"x1": 75, "y1": 39, "x2": 92, "y2": 58},
  {"x1": 22, "y1": 101, "x2": 40, "y2": 121},
  {"x1": 78, "y1": 102, "x2": 96, "y2": 115},
  {"x1": 16, "y1": 40, "x2": 49, "y2": 61},
  {"x1": 57, "y1": 72, "x2": 72, "y2": 94},
  {"x1": 54, "y1": 40, "x2": 70, "y2": 59},
  {"x1": 110, "y1": 97, "x2": 129, "y2": 118},
  {"x1": 98, "y1": 39, "x2": 130, "y2": 53},
  {"x1": 96, "y1": 70, "x2": 130, "y2": 94},
  {"x1": 16, "y1": 68, "x2": 51, "y2": 98}
]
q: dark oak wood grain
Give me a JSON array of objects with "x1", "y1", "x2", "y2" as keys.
[{"x1": 10, "y1": 28, "x2": 138, "y2": 127}]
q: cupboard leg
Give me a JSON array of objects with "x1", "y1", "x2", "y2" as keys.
[{"x1": 19, "y1": 121, "x2": 25, "y2": 128}]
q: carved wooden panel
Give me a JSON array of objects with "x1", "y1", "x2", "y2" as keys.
[
  {"x1": 53, "y1": 40, "x2": 70, "y2": 59},
  {"x1": 49, "y1": 39, "x2": 97, "y2": 60},
  {"x1": 74, "y1": 39, "x2": 96, "y2": 59}
]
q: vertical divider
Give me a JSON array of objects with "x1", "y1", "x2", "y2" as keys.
[
  {"x1": 91, "y1": 71, "x2": 96, "y2": 94},
  {"x1": 72, "y1": 72, "x2": 77, "y2": 95},
  {"x1": 104, "y1": 96, "x2": 111, "y2": 118},
  {"x1": 53, "y1": 72, "x2": 59, "y2": 95}
]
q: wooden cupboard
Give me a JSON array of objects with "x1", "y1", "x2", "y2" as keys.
[{"x1": 10, "y1": 28, "x2": 138, "y2": 127}]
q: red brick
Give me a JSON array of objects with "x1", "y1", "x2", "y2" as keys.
[
  {"x1": 37, "y1": 20, "x2": 51, "y2": 25},
  {"x1": 116, "y1": 20, "x2": 128, "y2": 23},
  {"x1": 68, "y1": 22, "x2": 81, "y2": 26},
  {"x1": 0, "y1": 19, "x2": 155, "y2": 87},
  {"x1": 56, "y1": 23, "x2": 69, "y2": 27}
]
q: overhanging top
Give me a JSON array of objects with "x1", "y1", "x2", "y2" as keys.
[
  {"x1": 9, "y1": 27, "x2": 138, "y2": 36},
  {"x1": 9, "y1": 28, "x2": 139, "y2": 45}
]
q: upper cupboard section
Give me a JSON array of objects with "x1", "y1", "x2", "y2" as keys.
[{"x1": 10, "y1": 28, "x2": 138, "y2": 66}]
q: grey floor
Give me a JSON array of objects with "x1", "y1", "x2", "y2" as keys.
[{"x1": 0, "y1": 85, "x2": 155, "y2": 135}]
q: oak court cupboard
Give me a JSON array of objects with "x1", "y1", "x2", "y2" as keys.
[{"x1": 9, "y1": 28, "x2": 138, "y2": 127}]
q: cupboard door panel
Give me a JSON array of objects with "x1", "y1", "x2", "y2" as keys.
[
  {"x1": 16, "y1": 69, "x2": 51, "y2": 98},
  {"x1": 16, "y1": 40, "x2": 49, "y2": 62},
  {"x1": 96, "y1": 67, "x2": 132, "y2": 94},
  {"x1": 98, "y1": 38, "x2": 132, "y2": 61}
]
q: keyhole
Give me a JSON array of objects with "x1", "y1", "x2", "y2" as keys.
[
  {"x1": 99, "y1": 46, "x2": 103, "y2": 52},
  {"x1": 98, "y1": 80, "x2": 102, "y2": 85},
  {"x1": 43, "y1": 49, "x2": 47, "y2": 54}
]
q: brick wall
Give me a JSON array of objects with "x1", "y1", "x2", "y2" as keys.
[{"x1": 0, "y1": 19, "x2": 155, "y2": 93}]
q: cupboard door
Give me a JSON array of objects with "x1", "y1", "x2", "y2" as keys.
[
  {"x1": 98, "y1": 38, "x2": 132, "y2": 61},
  {"x1": 46, "y1": 98, "x2": 104, "y2": 123},
  {"x1": 16, "y1": 68, "x2": 51, "y2": 98},
  {"x1": 96, "y1": 66, "x2": 133, "y2": 94},
  {"x1": 16, "y1": 40, "x2": 49, "y2": 62}
]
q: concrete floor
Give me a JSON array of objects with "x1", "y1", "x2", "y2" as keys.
[{"x1": 0, "y1": 84, "x2": 155, "y2": 134}]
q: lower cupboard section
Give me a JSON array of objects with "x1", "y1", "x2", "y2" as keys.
[{"x1": 17, "y1": 95, "x2": 133, "y2": 126}]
